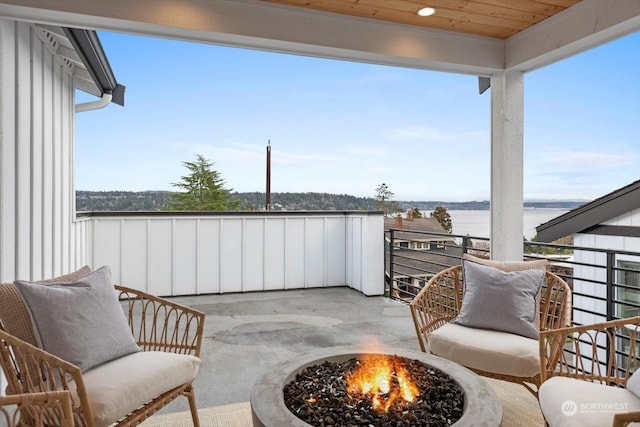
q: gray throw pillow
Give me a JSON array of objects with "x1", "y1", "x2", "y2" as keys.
[
  {"x1": 14, "y1": 266, "x2": 140, "y2": 372},
  {"x1": 452, "y1": 259, "x2": 545, "y2": 340}
]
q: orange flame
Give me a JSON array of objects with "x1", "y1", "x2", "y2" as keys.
[{"x1": 345, "y1": 353, "x2": 419, "y2": 412}]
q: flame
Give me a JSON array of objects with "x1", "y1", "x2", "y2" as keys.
[{"x1": 345, "y1": 353, "x2": 419, "y2": 412}]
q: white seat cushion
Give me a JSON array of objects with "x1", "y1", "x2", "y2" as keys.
[
  {"x1": 78, "y1": 351, "x2": 200, "y2": 427},
  {"x1": 539, "y1": 376, "x2": 640, "y2": 427},
  {"x1": 428, "y1": 323, "x2": 539, "y2": 377}
]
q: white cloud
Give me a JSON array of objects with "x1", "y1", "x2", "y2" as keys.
[
  {"x1": 349, "y1": 146, "x2": 389, "y2": 158},
  {"x1": 347, "y1": 72, "x2": 404, "y2": 87},
  {"x1": 366, "y1": 167, "x2": 394, "y2": 175},
  {"x1": 546, "y1": 151, "x2": 635, "y2": 168},
  {"x1": 387, "y1": 125, "x2": 486, "y2": 142},
  {"x1": 271, "y1": 152, "x2": 335, "y2": 166}
]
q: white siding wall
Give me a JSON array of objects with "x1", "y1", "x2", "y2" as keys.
[
  {"x1": 0, "y1": 19, "x2": 90, "y2": 396},
  {"x1": 0, "y1": 19, "x2": 87, "y2": 283},
  {"x1": 88, "y1": 213, "x2": 384, "y2": 297},
  {"x1": 573, "y1": 208, "x2": 640, "y2": 325}
]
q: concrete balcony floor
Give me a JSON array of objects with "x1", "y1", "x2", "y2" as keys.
[{"x1": 164, "y1": 287, "x2": 544, "y2": 426}]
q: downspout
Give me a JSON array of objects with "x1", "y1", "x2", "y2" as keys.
[{"x1": 75, "y1": 92, "x2": 112, "y2": 113}]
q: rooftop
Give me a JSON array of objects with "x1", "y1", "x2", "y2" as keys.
[
  {"x1": 156, "y1": 287, "x2": 544, "y2": 425},
  {"x1": 536, "y1": 179, "x2": 640, "y2": 242}
]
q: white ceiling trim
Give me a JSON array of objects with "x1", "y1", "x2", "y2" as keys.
[
  {"x1": 506, "y1": 0, "x2": 640, "y2": 72},
  {"x1": 2, "y1": 0, "x2": 639, "y2": 77},
  {"x1": 0, "y1": 0, "x2": 504, "y2": 75}
]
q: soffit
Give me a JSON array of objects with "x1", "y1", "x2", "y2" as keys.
[
  {"x1": 33, "y1": 24, "x2": 125, "y2": 106},
  {"x1": 262, "y1": 0, "x2": 583, "y2": 39},
  {"x1": 34, "y1": 25, "x2": 97, "y2": 95}
]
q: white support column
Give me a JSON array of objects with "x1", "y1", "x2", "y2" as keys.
[{"x1": 490, "y1": 71, "x2": 524, "y2": 261}]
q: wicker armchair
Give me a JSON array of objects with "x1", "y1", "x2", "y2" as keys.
[
  {"x1": 0, "y1": 267, "x2": 205, "y2": 427},
  {"x1": 539, "y1": 316, "x2": 640, "y2": 427},
  {"x1": 410, "y1": 260, "x2": 571, "y2": 396},
  {"x1": 0, "y1": 391, "x2": 75, "y2": 426}
]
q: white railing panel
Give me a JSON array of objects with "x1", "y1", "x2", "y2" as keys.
[
  {"x1": 285, "y1": 218, "x2": 306, "y2": 289},
  {"x1": 173, "y1": 219, "x2": 198, "y2": 295},
  {"x1": 264, "y1": 218, "x2": 286, "y2": 291},
  {"x1": 326, "y1": 217, "x2": 346, "y2": 286},
  {"x1": 147, "y1": 219, "x2": 173, "y2": 295},
  {"x1": 306, "y1": 217, "x2": 325, "y2": 288},
  {"x1": 92, "y1": 219, "x2": 122, "y2": 277},
  {"x1": 88, "y1": 212, "x2": 384, "y2": 296},
  {"x1": 196, "y1": 219, "x2": 221, "y2": 294},
  {"x1": 242, "y1": 218, "x2": 265, "y2": 292},
  {"x1": 361, "y1": 214, "x2": 384, "y2": 296},
  {"x1": 121, "y1": 219, "x2": 147, "y2": 287},
  {"x1": 347, "y1": 217, "x2": 363, "y2": 291},
  {"x1": 74, "y1": 219, "x2": 89, "y2": 268},
  {"x1": 220, "y1": 218, "x2": 243, "y2": 293}
]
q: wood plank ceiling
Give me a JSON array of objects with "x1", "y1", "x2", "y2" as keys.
[{"x1": 261, "y1": 0, "x2": 583, "y2": 39}]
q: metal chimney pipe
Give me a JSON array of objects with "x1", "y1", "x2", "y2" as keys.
[{"x1": 266, "y1": 141, "x2": 271, "y2": 211}]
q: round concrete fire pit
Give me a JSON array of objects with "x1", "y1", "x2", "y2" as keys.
[{"x1": 250, "y1": 345, "x2": 502, "y2": 426}]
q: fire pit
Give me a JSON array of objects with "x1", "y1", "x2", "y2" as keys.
[{"x1": 251, "y1": 346, "x2": 502, "y2": 426}]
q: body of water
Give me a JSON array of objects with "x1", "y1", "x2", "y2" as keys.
[{"x1": 442, "y1": 209, "x2": 568, "y2": 240}]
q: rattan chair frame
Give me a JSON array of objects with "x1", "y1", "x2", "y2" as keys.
[
  {"x1": 0, "y1": 280, "x2": 205, "y2": 427},
  {"x1": 0, "y1": 390, "x2": 75, "y2": 427},
  {"x1": 539, "y1": 316, "x2": 640, "y2": 427},
  {"x1": 410, "y1": 264, "x2": 572, "y2": 396}
]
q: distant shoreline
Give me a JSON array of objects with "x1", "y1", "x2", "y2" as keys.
[
  {"x1": 399, "y1": 200, "x2": 585, "y2": 211},
  {"x1": 75, "y1": 190, "x2": 587, "y2": 212}
]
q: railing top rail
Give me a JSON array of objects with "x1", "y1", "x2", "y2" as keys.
[
  {"x1": 388, "y1": 228, "x2": 640, "y2": 258},
  {"x1": 525, "y1": 241, "x2": 640, "y2": 257},
  {"x1": 388, "y1": 228, "x2": 489, "y2": 241},
  {"x1": 79, "y1": 210, "x2": 384, "y2": 218}
]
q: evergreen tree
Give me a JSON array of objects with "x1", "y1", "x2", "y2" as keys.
[
  {"x1": 167, "y1": 154, "x2": 239, "y2": 211},
  {"x1": 410, "y1": 207, "x2": 423, "y2": 218},
  {"x1": 430, "y1": 206, "x2": 452, "y2": 233},
  {"x1": 375, "y1": 183, "x2": 393, "y2": 207},
  {"x1": 375, "y1": 183, "x2": 400, "y2": 216}
]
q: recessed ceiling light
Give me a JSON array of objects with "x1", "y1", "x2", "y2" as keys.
[{"x1": 417, "y1": 7, "x2": 436, "y2": 17}]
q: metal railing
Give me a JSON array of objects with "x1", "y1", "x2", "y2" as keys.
[{"x1": 386, "y1": 229, "x2": 640, "y2": 325}]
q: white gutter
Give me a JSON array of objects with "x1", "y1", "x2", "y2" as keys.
[{"x1": 75, "y1": 92, "x2": 112, "y2": 113}]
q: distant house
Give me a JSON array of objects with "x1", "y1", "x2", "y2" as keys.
[
  {"x1": 385, "y1": 212, "x2": 461, "y2": 299},
  {"x1": 385, "y1": 212, "x2": 456, "y2": 251},
  {"x1": 536, "y1": 180, "x2": 640, "y2": 323}
]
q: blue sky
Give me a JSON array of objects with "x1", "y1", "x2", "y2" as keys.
[{"x1": 76, "y1": 30, "x2": 640, "y2": 202}]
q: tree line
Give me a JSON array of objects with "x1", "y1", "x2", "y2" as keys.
[
  {"x1": 77, "y1": 155, "x2": 385, "y2": 212},
  {"x1": 76, "y1": 190, "x2": 380, "y2": 212}
]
